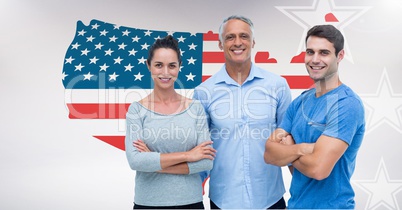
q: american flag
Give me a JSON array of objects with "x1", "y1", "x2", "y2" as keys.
[{"x1": 62, "y1": 19, "x2": 313, "y2": 150}]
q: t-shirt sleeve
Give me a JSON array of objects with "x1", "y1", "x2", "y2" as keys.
[
  {"x1": 323, "y1": 96, "x2": 365, "y2": 145},
  {"x1": 279, "y1": 97, "x2": 298, "y2": 134}
]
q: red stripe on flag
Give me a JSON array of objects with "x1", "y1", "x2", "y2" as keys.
[
  {"x1": 282, "y1": 75, "x2": 314, "y2": 89},
  {"x1": 255, "y1": 52, "x2": 277, "y2": 63},
  {"x1": 202, "y1": 52, "x2": 225, "y2": 63},
  {"x1": 94, "y1": 135, "x2": 125, "y2": 151},
  {"x1": 203, "y1": 31, "x2": 219, "y2": 41},
  {"x1": 290, "y1": 52, "x2": 305, "y2": 63},
  {"x1": 67, "y1": 103, "x2": 130, "y2": 119},
  {"x1": 202, "y1": 76, "x2": 210, "y2": 82}
]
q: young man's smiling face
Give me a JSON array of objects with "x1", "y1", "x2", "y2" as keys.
[{"x1": 305, "y1": 36, "x2": 344, "y2": 82}]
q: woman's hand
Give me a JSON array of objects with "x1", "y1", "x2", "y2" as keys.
[
  {"x1": 133, "y1": 140, "x2": 151, "y2": 152},
  {"x1": 185, "y1": 141, "x2": 216, "y2": 162}
]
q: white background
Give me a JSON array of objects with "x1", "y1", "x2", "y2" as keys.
[{"x1": 1, "y1": 0, "x2": 402, "y2": 209}]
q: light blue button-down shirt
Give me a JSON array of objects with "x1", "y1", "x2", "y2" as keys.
[{"x1": 193, "y1": 63, "x2": 292, "y2": 209}]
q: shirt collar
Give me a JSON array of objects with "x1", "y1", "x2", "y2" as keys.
[{"x1": 214, "y1": 63, "x2": 264, "y2": 86}]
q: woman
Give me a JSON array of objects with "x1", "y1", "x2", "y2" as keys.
[{"x1": 125, "y1": 35, "x2": 216, "y2": 209}]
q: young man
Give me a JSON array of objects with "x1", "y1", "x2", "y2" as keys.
[
  {"x1": 194, "y1": 15, "x2": 292, "y2": 209},
  {"x1": 264, "y1": 25, "x2": 365, "y2": 209}
]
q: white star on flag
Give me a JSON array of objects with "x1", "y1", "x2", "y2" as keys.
[
  {"x1": 74, "y1": 63, "x2": 84, "y2": 71},
  {"x1": 100, "y1": 30, "x2": 108, "y2": 36},
  {"x1": 89, "y1": 56, "x2": 99, "y2": 64},
  {"x1": 86, "y1": 35, "x2": 95, "y2": 42},
  {"x1": 114, "y1": 56, "x2": 123, "y2": 64},
  {"x1": 132, "y1": 36, "x2": 140, "y2": 42},
  {"x1": 361, "y1": 69, "x2": 402, "y2": 134},
  {"x1": 141, "y1": 43, "x2": 150, "y2": 50},
  {"x1": 95, "y1": 43, "x2": 103, "y2": 49},
  {"x1": 71, "y1": 43, "x2": 80, "y2": 49},
  {"x1": 83, "y1": 72, "x2": 94, "y2": 80},
  {"x1": 134, "y1": 72, "x2": 144, "y2": 81},
  {"x1": 81, "y1": 48, "x2": 90, "y2": 55},
  {"x1": 104, "y1": 48, "x2": 113, "y2": 56},
  {"x1": 99, "y1": 63, "x2": 109, "y2": 71},
  {"x1": 187, "y1": 57, "x2": 196, "y2": 65},
  {"x1": 118, "y1": 43, "x2": 127, "y2": 50},
  {"x1": 122, "y1": 29, "x2": 130, "y2": 36},
  {"x1": 109, "y1": 36, "x2": 118, "y2": 42},
  {"x1": 62, "y1": 72, "x2": 68, "y2": 80},
  {"x1": 178, "y1": 36, "x2": 186, "y2": 42},
  {"x1": 124, "y1": 63, "x2": 134, "y2": 71},
  {"x1": 91, "y1": 23, "x2": 100, "y2": 29},
  {"x1": 144, "y1": 30, "x2": 152, "y2": 36},
  {"x1": 65, "y1": 56, "x2": 74, "y2": 64},
  {"x1": 78, "y1": 29, "x2": 86, "y2": 36},
  {"x1": 109, "y1": 72, "x2": 119, "y2": 81},
  {"x1": 186, "y1": 72, "x2": 196, "y2": 81},
  {"x1": 128, "y1": 49, "x2": 138, "y2": 56},
  {"x1": 188, "y1": 43, "x2": 197, "y2": 50},
  {"x1": 138, "y1": 57, "x2": 146, "y2": 64},
  {"x1": 353, "y1": 158, "x2": 402, "y2": 210}
]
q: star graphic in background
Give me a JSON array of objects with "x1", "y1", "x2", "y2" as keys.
[
  {"x1": 276, "y1": 0, "x2": 371, "y2": 63},
  {"x1": 186, "y1": 72, "x2": 196, "y2": 81},
  {"x1": 361, "y1": 69, "x2": 402, "y2": 134},
  {"x1": 353, "y1": 158, "x2": 402, "y2": 210}
]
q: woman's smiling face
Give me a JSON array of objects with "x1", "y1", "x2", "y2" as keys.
[{"x1": 147, "y1": 48, "x2": 180, "y2": 89}]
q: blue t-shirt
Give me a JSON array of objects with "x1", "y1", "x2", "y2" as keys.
[{"x1": 280, "y1": 84, "x2": 365, "y2": 209}]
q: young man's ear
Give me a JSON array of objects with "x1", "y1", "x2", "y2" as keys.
[{"x1": 337, "y1": 49, "x2": 345, "y2": 63}]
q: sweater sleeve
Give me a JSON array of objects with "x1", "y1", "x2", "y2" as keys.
[
  {"x1": 187, "y1": 102, "x2": 214, "y2": 174},
  {"x1": 125, "y1": 103, "x2": 162, "y2": 172}
]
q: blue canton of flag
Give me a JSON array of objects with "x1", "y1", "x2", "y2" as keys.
[{"x1": 62, "y1": 19, "x2": 203, "y2": 89}]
